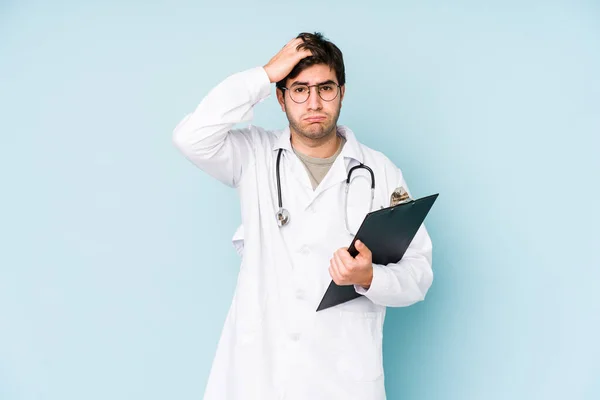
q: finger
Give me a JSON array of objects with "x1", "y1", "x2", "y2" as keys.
[
  {"x1": 294, "y1": 39, "x2": 312, "y2": 55},
  {"x1": 286, "y1": 37, "x2": 303, "y2": 46},
  {"x1": 329, "y1": 258, "x2": 342, "y2": 284},
  {"x1": 333, "y1": 250, "x2": 349, "y2": 278},
  {"x1": 332, "y1": 255, "x2": 345, "y2": 281},
  {"x1": 280, "y1": 38, "x2": 302, "y2": 53},
  {"x1": 337, "y1": 247, "x2": 356, "y2": 268},
  {"x1": 285, "y1": 37, "x2": 303, "y2": 49},
  {"x1": 355, "y1": 240, "x2": 372, "y2": 258},
  {"x1": 296, "y1": 43, "x2": 312, "y2": 55},
  {"x1": 328, "y1": 263, "x2": 335, "y2": 281}
]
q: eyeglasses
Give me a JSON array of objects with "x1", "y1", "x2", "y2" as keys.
[{"x1": 280, "y1": 82, "x2": 341, "y2": 104}]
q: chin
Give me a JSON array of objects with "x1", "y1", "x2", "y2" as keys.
[
  {"x1": 305, "y1": 123, "x2": 334, "y2": 137},
  {"x1": 304, "y1": 129, "x2": 329, "y2": 141}
]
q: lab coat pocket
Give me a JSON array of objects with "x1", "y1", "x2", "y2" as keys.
[
  {"x1": 335, "y1": 310, "x2": 384, "y2": 382},
  {"x1": 231, "y1": 224, "x2": 244, "y2": 257},
  {"x1": 233, "y1": 267, "x2": 262, "y2": 347}
]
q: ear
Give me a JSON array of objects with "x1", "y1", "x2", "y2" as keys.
[
  {"x1": 276, "y1": 88, "x2": 286, "y2": 112},
  {"x1": 339, "y1": 85, "x2": 346, "y2": 105}
]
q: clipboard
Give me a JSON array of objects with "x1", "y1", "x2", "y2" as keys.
[{"x1": 316, "y1": 193, "x2": 439, "y2": 311}]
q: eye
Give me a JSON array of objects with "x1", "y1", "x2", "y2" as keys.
[
  {"x1": 320, "y1": 84, "x2": 334, "y2": 91},
  {"x1": 294, "y1": 86, "x2": 307, "y2": 93}
]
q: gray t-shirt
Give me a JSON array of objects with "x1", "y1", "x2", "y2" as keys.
[{"x1": 293, "y1": 136, "x2": 346, "y2": 190}]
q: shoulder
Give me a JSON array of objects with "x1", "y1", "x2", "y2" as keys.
[
  {"x1": 354, "y1": 138, "x2": 405, "y2": 183},
  {"x1": 341, "y1": 126, "x2": 400, "y2": 172},
  {"x1": 230, "y1": 124, "x2": 284, "y2": 153},
  {"x1": 360, "y1": 142, "x2": 399, "y2": 168}
]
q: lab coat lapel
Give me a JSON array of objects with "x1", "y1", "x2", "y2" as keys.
[
  {"x1": 311, "y1": 154, "x2": 348, "y2": 200},
  {"x1": 272, "y1": 127, "x2": 313, "y2": 191}
]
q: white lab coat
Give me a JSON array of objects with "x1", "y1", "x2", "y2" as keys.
[{"x1": 173, "y1": 66, "x2": 433, "y2": 400}]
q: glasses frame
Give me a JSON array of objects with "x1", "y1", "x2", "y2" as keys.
[{"x1": 280, "y1": 82, "x2": 341, "y2": 104}]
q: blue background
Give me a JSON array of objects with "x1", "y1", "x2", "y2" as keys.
[{"x1": 1, "y1": 1, "x2": 598, "y2": 399}]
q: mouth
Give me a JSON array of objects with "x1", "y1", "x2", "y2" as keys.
[{"x1": 304, "y1": 116, "x2": 327, "y2": 123}]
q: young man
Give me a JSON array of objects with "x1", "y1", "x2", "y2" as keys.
[{"x1": 173, "y1": 32, "x2": 433, "y2": 400}]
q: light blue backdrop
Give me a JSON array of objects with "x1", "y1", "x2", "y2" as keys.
[{"x1": 1, "y1": 1, "x2": 598, "y2": 399}]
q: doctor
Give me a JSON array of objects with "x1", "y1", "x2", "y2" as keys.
[{"x1": 173, "y1": 32, "x2": 433, "y2": 400}]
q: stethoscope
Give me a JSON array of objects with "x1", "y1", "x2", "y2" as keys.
[{"x1": 275, "y1": 148, "x2": 375, "y2": 235}]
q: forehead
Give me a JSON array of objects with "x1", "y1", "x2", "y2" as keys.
[{"x1": 287, "y1": 64, "x2": 338, "y2": 85}]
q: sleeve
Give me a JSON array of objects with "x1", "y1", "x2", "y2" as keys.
[
  {"x1": 172, "y1": 66, "x2": 272, "y2": 188},
  {"x1": 354, "y1": 168, "x2": 434, "y2": 307}
]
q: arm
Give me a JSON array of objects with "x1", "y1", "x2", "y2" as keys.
[
  {"x1": 172, "y1": 38, "x2": 312, "y2": 188},
  {"x1": 354, "y1": 224, "x2": 433, "y2": 307},
  {"x1": 329, "y1": 170, "x2": 434, "y2": 307},
  {"x1": 172, "y1": 67, "x2": 271, "y2": 188},
  {"x1": 354, "y1": 170, "x2": 434, "y2": 307}
]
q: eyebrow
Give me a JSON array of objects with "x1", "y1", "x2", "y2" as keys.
[{"x1": 290, "y1": 79, "x2": 337, "y2": 87}]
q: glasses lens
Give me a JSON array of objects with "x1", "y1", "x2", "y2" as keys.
[
  {"x1": 290, "y1": 85, "x2": 309, "y2": 103},
  {"x1": 318, "y1": 84, "x2": 339, "y2": 101}
]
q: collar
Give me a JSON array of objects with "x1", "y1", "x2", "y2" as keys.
[{"x1": 272, "y1": 125, "x2": 364, "y2": 164}]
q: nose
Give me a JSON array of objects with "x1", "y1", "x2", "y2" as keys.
[{"x1": 306, "y1": 86, "x2": 323, "y2": 110}]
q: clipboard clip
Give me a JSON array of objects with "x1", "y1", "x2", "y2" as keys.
[{"x1": 389, "y1": 186, "x2": 412, "y2": 207}]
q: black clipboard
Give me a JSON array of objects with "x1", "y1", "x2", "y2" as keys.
[{"x1": 316, "y1": 193, "x2": 439, "y2": 311}]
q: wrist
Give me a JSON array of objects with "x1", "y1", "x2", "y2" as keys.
[
  {"x1": 361, "y1": 266, "x2": 374, "y2": 289},
  {"x1": 262, "y1": 65, "x2": 276, "y2": 83}
]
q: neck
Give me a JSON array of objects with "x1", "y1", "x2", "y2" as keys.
[{"x1": 290, "y1": 127, "x2": 340, "y2": 158}]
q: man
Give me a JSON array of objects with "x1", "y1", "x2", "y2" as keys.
[{"x1": 173, "y1": 32, "x2": 433, "y2": 400}]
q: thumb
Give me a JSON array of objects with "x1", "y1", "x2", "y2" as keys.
[
  {"x1": 356, "y1": 240, "x2": 372, "y2": 257},
  {"x1": 355, "y1": 240, "x2": 372, "y2": 263},
  {"x1": 355, "y1": 240, "x2": 367, "y2": 253}
]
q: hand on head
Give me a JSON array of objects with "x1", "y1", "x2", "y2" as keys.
[{"x1": 263, "y1": 37, "x2": 313, "y2": 84}]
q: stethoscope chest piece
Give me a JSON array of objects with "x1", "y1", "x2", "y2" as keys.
[{"x1": 276, "y1": 207, "x2": 290, "y2": 227}]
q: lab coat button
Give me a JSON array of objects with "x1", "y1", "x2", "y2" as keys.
[
  {"x1": 295, "y1": 289, "x2": 305, "y2": 300},
  {"x1": 289, "y1": 333, "x2": 300, "y2": 341},
  {"x1": 299, "y1": 245, "x2": 310, "y2": 255}
]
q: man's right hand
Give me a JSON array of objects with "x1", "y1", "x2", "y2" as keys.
[{"x1": 263, "y1": 37, "x2": 313, "y2": 84}]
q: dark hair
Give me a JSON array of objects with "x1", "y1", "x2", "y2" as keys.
[{"x1": 276, "y1": 32, "x2": 346, "y2": 91}]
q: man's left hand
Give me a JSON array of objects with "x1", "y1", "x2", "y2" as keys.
[{"x1": 329, "y1": 240, "x2": 373, "y2": 289}]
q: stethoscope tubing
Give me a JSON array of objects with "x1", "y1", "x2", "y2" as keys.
[{"x1": 275, "y1": 148, "x2": 375, "y2": 233}]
